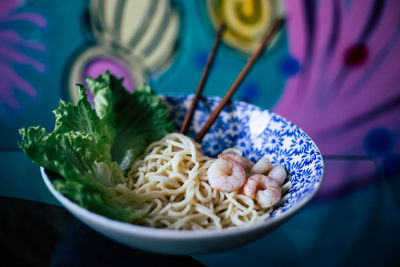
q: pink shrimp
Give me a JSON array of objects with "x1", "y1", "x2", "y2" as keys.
[
  {"x1": 242, "y1": 174, "x2": 281, "y2": 208},
  {"x1": 218, "y1": 152, "x2": 253, "y2": 172},
  {"x1": 207, "y1": 157, "x2": 246, "y2": 192},
  {"x1": 269, "y1": 165, "x2": 287, "y2": 185},
  {"x1": 250, "y1": 156, "x2": 272, "y2": 175}
]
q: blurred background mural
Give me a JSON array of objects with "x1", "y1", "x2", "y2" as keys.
[{"x1": 0, "y1": 0, "x2": 399, "y2": 266}]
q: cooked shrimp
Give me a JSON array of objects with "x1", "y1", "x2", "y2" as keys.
[
  {"x1": 207, "y1": 157, "x2": 246, "y2": 192},
  {"x1": 269, "y1": 165, "x2": 287, "y2": 185},
  {"x1": 250, "y1": 156, "x2": 272, "y2": 175},
  {"x1": 218, "y1": 152, "x2": 253, "y2": 171},
  {"x1": 243, "y1": 174, "x2": 281, "y2": 208}
]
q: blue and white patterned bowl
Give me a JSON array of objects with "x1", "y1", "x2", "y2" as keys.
[
  {"x1": 165, "y1": 95, "x2": 324, "y2": 217},
  {"x1": 41, "y1": 95, "x2": 324, "y2": 254}
]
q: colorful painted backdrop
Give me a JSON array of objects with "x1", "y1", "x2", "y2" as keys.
[{"x1": 1, "y1": 0, "x2": 399, "y2": 265}]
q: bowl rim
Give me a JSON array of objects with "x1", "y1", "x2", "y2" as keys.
[
  {"x1": 40, "y1": 96, "x2": 325, "y2": 240},
  {"x1": 42, "y1": 164, "x2": 323, "y2": 240}
]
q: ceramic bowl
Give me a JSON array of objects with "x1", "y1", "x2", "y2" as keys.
[{"x1": 41, "y1": 95, "x2": 324, "y2": 254}]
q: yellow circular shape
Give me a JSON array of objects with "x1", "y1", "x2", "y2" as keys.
[
  {"x1": 224, "y1": 0, "x2": 270, "y2": 39},
  {"x1": 242, "y1": 0, "x2": 256, "y2": 18},
  {"x1": 207, "y1": 0, "x2": 283, "y2": 54}
]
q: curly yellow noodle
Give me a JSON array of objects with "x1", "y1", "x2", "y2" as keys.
[{"x1": 124, "y1": 133, "x2": 279, "y2": 230}]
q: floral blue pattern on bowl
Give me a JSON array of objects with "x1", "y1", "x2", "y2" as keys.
[{"x1": 164, "y1": 95, "x2": 324, "y2": 215}]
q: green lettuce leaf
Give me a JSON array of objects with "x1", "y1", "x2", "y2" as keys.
[
  {"x1": 18, "y1": 71, "x2": 174, "y2": 222},
  {"x1": 86, "y1": 72, "x2": 174, "y2": 171}
]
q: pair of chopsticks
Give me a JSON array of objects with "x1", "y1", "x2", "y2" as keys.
[{"x1": 180, "y1": 18, "x2": 285, "y2": 142}]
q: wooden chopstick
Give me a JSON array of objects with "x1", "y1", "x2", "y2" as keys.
[
  {"x1": 194, "y1": 18, "x2": 285, "y2": 143},
  {"x1": 180, "y1": 22, "x2": 226, "y2": 135}
]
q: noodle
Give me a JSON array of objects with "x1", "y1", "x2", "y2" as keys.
[{"x1": 123, "y1": 133, "x2": 282, "y2": 230}]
